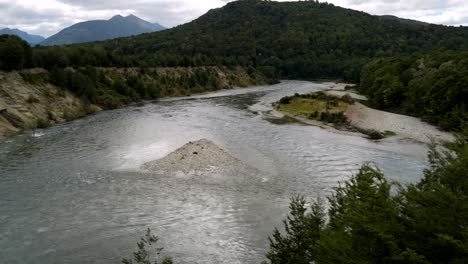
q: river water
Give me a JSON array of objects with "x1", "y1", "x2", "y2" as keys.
[{"x1": 0, "y1": 81, "x2": 429, "y2": 263}]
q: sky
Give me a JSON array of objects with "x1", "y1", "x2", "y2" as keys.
[{"x1": 0, "y1": 0, "x2": 467, "y2": 37}]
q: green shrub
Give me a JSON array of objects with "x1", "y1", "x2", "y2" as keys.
[
  {"x1": 122, "y1": 229, "x2": 173, "y2": 264},
  {"x1": 279, "y1": 96, "x2": 292, "y2": 104},
  {"x1": 35, "y1": 117, "x2": 49, "y2": 128}
]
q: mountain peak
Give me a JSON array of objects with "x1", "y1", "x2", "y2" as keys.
[
  {"x1": 110, "y1": 14, "x2": 124, "y2": 20},
  {"x1": 41, "y1": 14, "x2": 165, "y2": 46},
  {"x1": 0, "y1": 27, "x2": 45, "y2": 45}
]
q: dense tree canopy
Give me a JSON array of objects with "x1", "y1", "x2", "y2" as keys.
[
  {"x1": 9, "y1": 0, "x2": 467, "y2": 82},
  {"x1": 359, "y1": 51, "x2": 468, "y2": 130},
  {"x1": 0, "y1": 35, "x2": 32, "y2": 71}
]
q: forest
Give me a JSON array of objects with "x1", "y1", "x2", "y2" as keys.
[
  {"x1": 359, "y1": 51, "x2": 468, "y2": 131},
  {"x1": 1, "y1": 0, "x2": 467, "y2": 129},
  {"x1": 3, "y1": 0, "x2": 468, "y2": 80}
]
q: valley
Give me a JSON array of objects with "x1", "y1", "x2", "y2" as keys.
[{"x1": 0, "y1": 0, "x2": 467, "y2": 263}]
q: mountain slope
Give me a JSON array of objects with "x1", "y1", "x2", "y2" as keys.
[
  {"x1": 0, "y1": 28, "x2": 45, "y2": 45},
  {"x1": 41, "y1": 15, "x2": 165, "y2": 46},
  {"x1": 379, "y1": 15, "x2": 430, "y2": 26},
  {"x1": 101, "y1": 0, "x2": 468, "y2": 81}
]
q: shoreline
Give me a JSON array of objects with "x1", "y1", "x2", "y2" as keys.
[
  {"x1": 273, "y1": 85, "x2": 455, "y2": 144},
  {"x1": 0, "y1": 67, "x2": 269, "y2": 144}
]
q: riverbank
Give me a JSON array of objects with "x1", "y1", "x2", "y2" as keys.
[
  {"x1": 274, "y1": 84, "x2": 454, "y2": 144},
  {"x1": 0, "y1": 66, "x2": 268, "y2": 143},
  {"x1": 0, "y1": 69, "x2": 101, "y2": 143}
]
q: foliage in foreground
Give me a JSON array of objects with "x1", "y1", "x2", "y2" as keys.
[
  {"x1": 122, "y1": 228, "x2": 173, "y2": 264},
  {"x1": 267, "y1": 130, "x2": 468, "y2": 264}
]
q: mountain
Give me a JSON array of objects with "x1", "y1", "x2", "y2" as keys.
[
  {"x1": 99, "y1": 0, "x2": 467, "y2": 81},
  {"x1": 0, "y1": 28, "x2": 45, "y2": 45},
  {"x1": 41, "y1": 14, "x2": 165, "y2": 46}
]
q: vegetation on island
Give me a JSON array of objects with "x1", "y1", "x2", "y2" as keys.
[
  {"x1": 276, "y1": 92, "x2": 387, "y2": 139},
  {"x1": 276, "y1": 92, "x2": 349, "y2": 125}
]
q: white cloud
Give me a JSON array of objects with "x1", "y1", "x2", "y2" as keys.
[{"x1": 0, "y1": 0, "x2": 467, "y2": 37}]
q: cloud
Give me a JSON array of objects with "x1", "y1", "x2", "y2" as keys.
[{"x1": 0, "y1": 0, "x2": 467, "y2": 37}]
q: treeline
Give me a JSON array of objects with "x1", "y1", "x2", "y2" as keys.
[
  {"x1": 19, "y1": 66, "x2": 266, "y2": 109},
  {"x1": 359, "y1": 51, "x2": 468, "y2": 131},
  {"x1": 267, "y1": 131, "x2": 468, "y2": 263},
  {"x1": 97, "y1": 0, "x2": 468, "y2": 81},
  {"x1": 3, "y1": 0, "x2": 468, "y2": 82}
]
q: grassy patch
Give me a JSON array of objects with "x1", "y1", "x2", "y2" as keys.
[
  {"x1": 276, "y1": 92, "x2": 349, "y2": 125},
  {"x1": 277, "y1": 97, "x2": 348, "y2": 115}
]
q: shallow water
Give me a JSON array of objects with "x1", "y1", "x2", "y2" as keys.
[{"x1": 0, "y1": 81, "x2": 429, "y2": 263}]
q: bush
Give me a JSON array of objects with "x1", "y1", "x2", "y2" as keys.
[
  {"x1": 319, "y1": 111, "x2": 348, "y2": 124},
  {"x1": 35, "y1": 117, "x2": 49, "y2": 128},
  {"x1": 279, "y1": 96, "x2": 292, "y2": 104},
  {"x1": 122, "y1": 229, "x2": 173, "y2": 264},
  {"x1": 341, "y1": 94, "x2": 355, "y2": 104},
  {"x1": 356, "y1": 128, "x2": 385, "y2": 140}
]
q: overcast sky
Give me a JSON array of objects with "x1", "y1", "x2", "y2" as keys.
[{"x1": 1, "y1": 0, "x2": 467, "y2": 37}]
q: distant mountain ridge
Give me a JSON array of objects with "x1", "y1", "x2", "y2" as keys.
[
  {"x1": 41, "y1": 14, "x2": 165, "y2": 46},
  {"x1": 0, "y1": 28, "x2": 45, "y2": 45}
]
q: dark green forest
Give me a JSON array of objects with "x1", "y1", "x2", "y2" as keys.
[
  {"x1": 359, "y1": 51, "x2": 468, "y2": 131},
  {"x1": 99, "y1": 0, "x2": 467, "y2": 81},
  {"x1": 1, "y1": 0, "x2": 467, "y2": 127},
  {"x1": 3, "y1": 0, "x2": 468, "y2": 81}
]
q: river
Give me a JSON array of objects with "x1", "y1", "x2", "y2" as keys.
[{"x1": 0, "y1": 81, "x2": 429, "y2": 263}]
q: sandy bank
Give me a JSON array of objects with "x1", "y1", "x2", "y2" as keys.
[
  {"x1": 345, "y1": 102, "x2": 454, "y2": 143},
  {"x1": 273, "y1": 84, "x2": 454, "y2": 144}
]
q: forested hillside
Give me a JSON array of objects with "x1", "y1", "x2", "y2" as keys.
[
  {"x1": 359, "y1": 51, "x2": 468, "y2": 130},
  {"x1": 99, "y1": 0, "x2": 468, "y2": 81},
  {"x1": 1, "y1": 0, "x2": 467, "y2": 132},
  {"x1": 3, "y1": 0, "x2": 466, "y2": 82}
]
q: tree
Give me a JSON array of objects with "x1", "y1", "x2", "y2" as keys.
[
  {"x1": 266, "y1": 130, "x2": 468, "y2": 263},
  {"x1": 267, "y1": 196, "x2": 325, "y2": 264},
  {"x1": 122, "y1": 229, "x2": 173, "y2": 264},
  {"x1": 399, "y1": 131, "x2": 468, "y2": 263},
  {"x1": 0, "y1": 35, "x2": 31, "y2": 71}
]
